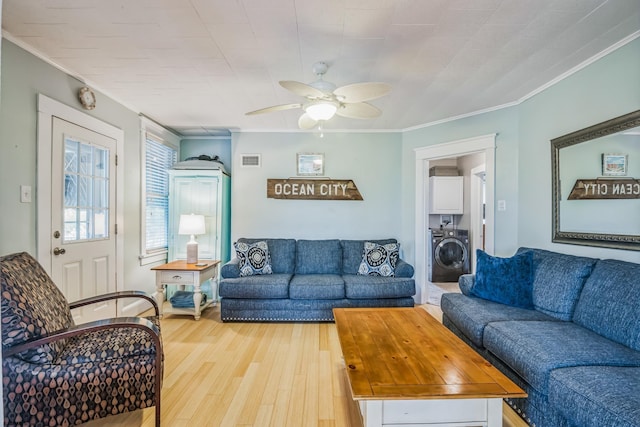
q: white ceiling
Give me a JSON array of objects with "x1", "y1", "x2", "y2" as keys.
[{"x1": 2, "y1": 0, "x2": 639, "y2": 135}]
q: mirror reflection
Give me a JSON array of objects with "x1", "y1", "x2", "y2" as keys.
[{"x1": 551, "y1": 110, "x2": 640, "y2": 251}]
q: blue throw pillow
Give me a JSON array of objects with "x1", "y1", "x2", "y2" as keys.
[
  {"x1": 358, "y1": 242, "x2": 400, "y2": 277},
  {"x1": 470, "y1": 250, "x2": 534, "y2": 309},
  {"x1": 234, "y1": 241, "x2": 273, "y2": 277}
]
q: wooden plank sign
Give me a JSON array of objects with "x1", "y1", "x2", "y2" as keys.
[
  {"x1": 267, "y1": 179, "x2": 363, "y2": 200},
  {"x1": 567, "y1": 178, "x2": 640, "y2": 200}
]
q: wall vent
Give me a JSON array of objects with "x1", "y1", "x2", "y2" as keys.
[{"x1": 241, "y1": 154, "x2": 261, "y2": 167}]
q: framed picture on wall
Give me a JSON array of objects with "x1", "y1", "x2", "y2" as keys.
[
  {"x1": 297, "y1": 153, "x2": 324, "y2": 176},
  {"x1": 602, "y1": 153, "x2": 627, "y2": 176}
]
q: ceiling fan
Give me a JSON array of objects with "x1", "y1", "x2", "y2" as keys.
[{"x1": 246, "y1": 62, "x2": 391, "y2": 129}]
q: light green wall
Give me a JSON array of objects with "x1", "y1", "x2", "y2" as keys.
[
  {"x1": 401, "y1": 107, "x2": 521, "y2": 261},
  {"x1": 0, "y1": 39, "x2": 158, "y2": 294},
  {"x1": 2, "y1": 34, "x2": 638, "y2": 281},
  {"x1": 517, "y1": 38, "x2": 640, "y2": 262},
  {"x1": 231, "y1": 131, "x2": 403, "y2": 242},
  {"x1": 400, "y1": 37, "x2": 640, "y2": 264},
  {"x1": 180, "y1": 138, "x2": 232, "y2": 173}
]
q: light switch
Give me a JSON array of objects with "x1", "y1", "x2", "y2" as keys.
[
  {"x1": 20, "y1": 185, "x2": 32, "y2": 203},
  {"x1": 497, "y1": 200, "x2": 506, "y2": 211}
]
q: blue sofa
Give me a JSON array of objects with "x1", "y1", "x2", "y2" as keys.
[
  {"x1": 441, "y1": 247, "x2": 640, "y2": 427},
  {"x1": 219, "y1": 238, "x2": 416, "y2": 321}
]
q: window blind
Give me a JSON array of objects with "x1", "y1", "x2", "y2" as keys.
[{"x1": 145, "y1": 138, "x2": 176, "y2": 252}]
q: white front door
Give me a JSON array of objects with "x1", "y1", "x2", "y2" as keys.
[{"x1": 50, "y1": 117, "x2": 117, "y2": 323}]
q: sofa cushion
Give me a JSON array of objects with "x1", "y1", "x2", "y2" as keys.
[
  {"x1": 234, "y1": 240, "x2": 273, "y2": 276},
  {"x1": 549, "y1": 366, "x2": 640, "y2": 427},
  {"x1": 218, "y1": 274, "x2": 291, "y2": 299},
  {"x1": 470, "y1": 250, "x2": 534, "y2": 309},
  {"x1": 289, "y1": 274, "x2": 345, "y2": 299},
  {"x1": 572, "y1": 259, "x2": 640, "y2": 351},
  {"x1": 343, "y1": 274, "x2": 415, "y2": 299},
  {"x1": 440, "y1": 293, "x2": 557, "y2": 348},
  {"x1": 237, "y1": 238, "x2": 296, "y2": 274},
  {"x1": 483, "y1": 320, "x2": 640, "y2": 395},
  {"x1": 358, "y1": 241, "x2": 400, "y2": 277},
  {"x1": 295, "y1": 240, "x2": 342, "y2": 275},
  {"x1": 517, "y1": 247, "x2": 596, "y2": 320},
  {"x1": 341, "y1": 239, "x2": 397, "y2": 275}
]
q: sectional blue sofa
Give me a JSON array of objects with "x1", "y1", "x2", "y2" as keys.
[
  {"x1": 219, "y1": 238, "x2": 415, "y2": 321},
  {"x1": 441, "y1": 247, "x2": 640, "y2": 427}
]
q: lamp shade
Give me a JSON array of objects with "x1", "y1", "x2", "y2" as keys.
[
  {"x1": 178, "y1": 214, "x2": 206, "y2": 236},
  {"x1": 305, "y1": 101, "x2": 338, "y2": 121}
]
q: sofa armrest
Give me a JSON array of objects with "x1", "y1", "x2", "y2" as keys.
[
  {"x1": 395, "y1": 259, "x2": 414, "y2": 278},
  {"x1": 221, "y1": 258, "x2": 242, "y2": 278},
  {"x1": 458, "y1": 273, "x2": 475, "y2": 295}
]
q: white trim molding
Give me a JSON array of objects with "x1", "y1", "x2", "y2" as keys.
[{"x1": 413, "y1": 134, "x2": 497, "y2": 304}]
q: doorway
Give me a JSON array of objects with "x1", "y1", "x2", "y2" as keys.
[
  {"x1": 414, "y1": 134, "x2": 496, "y2": 304},
  {"x1": 37, "y1": 94, "x2": 125, "y2": 320}
]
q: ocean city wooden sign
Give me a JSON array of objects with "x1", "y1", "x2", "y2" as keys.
[
  {"x1": 568, "y1": 178, "x2": 640, "y2": 200},
  {"x1": 267, "y1": 179, "x2": 363, "y2": 200}
]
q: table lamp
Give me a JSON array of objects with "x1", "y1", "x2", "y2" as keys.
[{"x1": 178, "y1": 214, "x2": 206, "y2": 263}]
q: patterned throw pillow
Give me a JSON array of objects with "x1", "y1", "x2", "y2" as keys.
[
  {"x1": 358, "y1": 241, "x2": 400, "y2": 277},
  {"x1": 234, "y1": 241, "x2": 273, "y2": 276}
]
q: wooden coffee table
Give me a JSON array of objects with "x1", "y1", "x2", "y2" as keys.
[{"x1": 333, "y1": 307, "x2": 526, "y2": 427}]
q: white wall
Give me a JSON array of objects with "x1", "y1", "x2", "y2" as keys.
[
  {"x1": 230, "y1": 131, "x2": 404, "y2": 243},
  {"x1": 457, "y1": 152, "x2": 486, "y2": 231}
]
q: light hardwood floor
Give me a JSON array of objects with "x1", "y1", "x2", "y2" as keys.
[{"x1": 86, "y1": 304, "x2": 527, "y2": 427}]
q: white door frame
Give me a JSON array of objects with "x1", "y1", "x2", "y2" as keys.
[
  {"x1": 470, "y1": 164, "x2": 486, "y2": 273},
  {"x1": 414, "y1": 134, "x2": 496, "y2": 303},
  {"x1": 36, "y1": 94, "x2": 124, "y2": 293}
]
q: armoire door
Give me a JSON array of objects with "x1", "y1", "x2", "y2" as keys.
[{"x1": 170, "y1": 175, "x2": 220, "y2": 261}]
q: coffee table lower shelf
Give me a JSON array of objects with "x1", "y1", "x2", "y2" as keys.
[{"x1": 357, "y1": 397, "x2": 503, "y2": 427}]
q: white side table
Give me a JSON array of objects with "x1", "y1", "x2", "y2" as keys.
[{"x1": 152, "y1": 260, "x2": 220, "y2": 320}]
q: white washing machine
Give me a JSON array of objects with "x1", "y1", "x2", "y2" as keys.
[{"x1": 428, "y1": 228, "x2": 471, "y2": 282}]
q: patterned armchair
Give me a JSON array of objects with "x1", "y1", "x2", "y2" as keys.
[{"x1": 1, "y1": 252, "x2": 163, "y2": 426}]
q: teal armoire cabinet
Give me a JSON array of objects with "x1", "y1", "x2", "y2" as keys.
[{"x1": 167, "y1": 168, "x2": 231, "y2": 265}]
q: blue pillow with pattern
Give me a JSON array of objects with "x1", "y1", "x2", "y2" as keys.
[
  {"x1": 234, "y1": 241, "x2": 273, "y2": 276},
  {"x1": 470, "y1": 249, "x2": 534, "y2": 309},
  {"x1": 358, "y1": 242, "x2": 400, "y2": 277}
]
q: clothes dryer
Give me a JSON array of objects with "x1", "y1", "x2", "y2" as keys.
[{"x1": 428, "y1": 228, "x2": 470, "y2": 282}]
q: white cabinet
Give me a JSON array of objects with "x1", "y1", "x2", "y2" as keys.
[
  {"x1": 168, "y1": 169, "x2": 231, "y2": 263},
  {"x1": 429, "y1": 176, "x2": 463, "y2": 214}
]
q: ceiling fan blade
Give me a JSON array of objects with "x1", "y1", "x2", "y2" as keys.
[
  {"x1": 336, "y1": 102, "x2": 382, "y2": 119},
  {"x1": 333, "y1": 82, "x2": 391, "y2": 103},
  {"x1": 298, "y1": 113, "x2": 318, "y2": 130},
  {"x1": 245, "y1": 103, "x2": 301, "y2": 115},
  {"x1": 280, "y1": 81, "x2": 326, "y2": 98}
]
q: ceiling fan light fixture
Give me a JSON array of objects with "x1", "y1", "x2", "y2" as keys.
[{"x1": 305, "y1": 101, "x2": 338, "y2": 121}]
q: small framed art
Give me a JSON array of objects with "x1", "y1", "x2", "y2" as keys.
[
  {"x1": 602, "y1": 153, "x2": 627, "y2": 176},
  {"x1": 297, "y1": 153, "x2": 324, "y2": 176}
]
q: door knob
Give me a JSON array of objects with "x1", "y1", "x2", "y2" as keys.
[{"x1": 53, "y1": 247, "x2": 66, "y2": 255}]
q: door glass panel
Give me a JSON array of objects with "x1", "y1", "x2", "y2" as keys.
[
  {"x1": 65, "y1": 140, "x2": 78, "y2": 173},
  {"x1": 64, "y1": 175, "x2": 77, "y2": 207},
  {"x1": 94, "y1": 178, "x2": 108, "y2": 208},
  {"x1": 94, "y1": 148, "x2": 108, "y2": 178},
  {"x1": 63, "y1": 136, "x2": 110, "y2": 243},
  {"x1": 79, "y1": 143, "x2": 93, "y2": 175},
  {"x1": 78, "y1": 176, "x2": 92, "y2": 207}
]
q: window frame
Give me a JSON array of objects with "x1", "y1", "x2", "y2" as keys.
[{"x1": 139, "y1": 117, "x2": 180, "y2": 265}]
